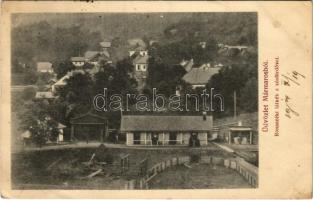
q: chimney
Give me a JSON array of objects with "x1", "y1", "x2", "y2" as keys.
[{"x1": 202, "y1": 111, "x2": 207, "y2": 120}]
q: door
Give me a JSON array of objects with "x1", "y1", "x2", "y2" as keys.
[
  {"x1": 189, "y1": 132, "x2": 200, "y2": 147},
  {"x1": 151, "y1": 133, "x2": 158, "y2": 145},
  {"x1": 169, "y1": 132, "x2": 177, "y2": 145}
]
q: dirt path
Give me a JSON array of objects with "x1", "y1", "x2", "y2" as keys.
[{"x1": 14, "y1": 142, "x2": 219, "y2": 153}]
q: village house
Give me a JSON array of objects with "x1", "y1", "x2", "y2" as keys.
[
  {"x1": 71, "y1": 57, "x2": 85, "y2": 68},
  {"x1": 182, "y1": 63, "x2": 220, "y2": 88},
  {"x1": 180, "y1": 59, "x2": 194, "y2": 72},
  {"x1": 132, "y1": 54, "x2": 149, "y2": 90},
  {"x1": 227, "y1": 123, "x2": 253, "y2": 145},
  {"x1": 21, "y1": 130, "x2": 31, "y2": 146},
  {"x1": 149, "y1": 40, "x2": 158, "y2": 46},
  {"x1": 83, "y1": 40, "x2": 112, "y2": 67},
  {"x1": 47, "y1": 77, "x2": 57, "y2": 85},
  {"x1": 213, "y1": 111, "x2": 258, "y2": 145},
  {"x1": 100, "y1": 41, "x2": 111, "y2": 51},
  {"x1": 120, "y1": 114, "x2": 213, "y2": 146},
  {"x1": 84, "y1": 51, "x2": 111, "y2": 66},
  {"x1": 223, "y1": 45, "x2": 248, "y2": 52},
  {"x1": 35, "y1": 91, "x2": 55, "y2": 100},
  {"x1": 129, "y1": 46, "x2": 148, "y2": 57},
  {"x1": 51, "y1": 70, "x2": 85, "y2": 92},
  {"x1": 100, "y1": 50, "x2": 111, "y2": 63},
  {"x1": 69, "y1": 112, "x2": 108, "y2": 142},
  {"x1": 199, "y1": 41, "x2": 207, "y2": 49},
  {"x1": 214, "y1": 63, "x2": 224, "y2": 68},
  {"x1": 99, "y1": 41, "x2": 112, "y2": 63},
  {"x1": 51, "y1": 74, "x2": 70, "y2": 93},
  {"x1": 128, "y1": 38, "x2": 146, "y2": 47},
  {"x1": 21, "y1": 122, "x2": 66, "y2": 145},
  {"x1": 218, "y1": 43, "x2": 248, "y2": 53},
  {"x1": 84, "y1": 51, "x2": 100, "y2": 66},
  {"x1": 128, "y1": 38, "x2": 147, "y2": 57},
  {"x1": 37, "y1": 62, "x2": 54, "y2": 73}
]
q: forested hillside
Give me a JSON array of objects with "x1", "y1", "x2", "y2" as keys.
[
  {"x1": 12, "y1": 12, "x2": 258, "y2": 121},
  {"x1": 12, "y1": 12, "x2": 257, "y2": 75}
]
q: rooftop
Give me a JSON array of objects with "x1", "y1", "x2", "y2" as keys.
[
  {"x1": 180, "y1": 59, "x2": 194, "y2": 72},
  {"x1": 100, "y1": 41, "x2": 111, "y2": 48},
  {"x1": 37, "y1": 62, "x2": 53, "y2": 71},
  {"x1": 120, "y1": 114, "x2": 213, "y2": 132},
  {"x1": 133, "y1": 46, "x2": 146, "y2": 51},
  {"x1": 84, "y1": 51, "x2": 99, "y2": 60},
  {"x1": 133, "y1": 55, "x2": 149, "y2": 64},
  {"x1": 183, "y1": 67, "x2": 220, "y2": 85},
  {"x1": 71, "y1": 57, "x2": 85, "y2": 62},
  {"x1": 128, "y1": 38, "x2": 146, "y2": 48},
  {"x1": 35, "y1": 91, "x2": 55, "y2": 99},
  {"x1": 53, "y1": 74, "x2": 70, "y2": 86},
  {"x1": 101, "y1": 50, "x2": 110, "y2": 58}
]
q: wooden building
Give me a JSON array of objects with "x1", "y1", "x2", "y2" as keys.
[
  {"x1": 131, "y1": 54, "x2": 149, "y2": 90},
  {"x1": 227, "y1": 125, "x2": 253, "y2": 145},
  {"x1": 70, "y1": 112, "x2": 108, "y2": 142},
  {"x1": 182, "y1": 65, "x2": 220, "y2": 89},
  {"x1": 71, "y1": 57, "x2": 85, "y2": 68},
  {"x1": 120, "y1": 114, "x2": 213, "y2": 146},
  {"x1": 37, "y1": 62, "x2": 53, "y2": 73}
]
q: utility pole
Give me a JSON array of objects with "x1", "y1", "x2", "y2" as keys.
[{"x1": 234, "y1": 90, "x2": 237, "y2": 119}]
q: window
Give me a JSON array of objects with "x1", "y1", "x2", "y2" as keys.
[
  {"x1": 137, "y1": 65, "x2": 140, "y2": 71},
  {"x1": 134, "y1": 132, "x2": 140, "y2": 145}
]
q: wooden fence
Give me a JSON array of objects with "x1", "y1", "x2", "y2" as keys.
[{"x1": 124, "y1": 155, "x2": 258, "y2": 189}]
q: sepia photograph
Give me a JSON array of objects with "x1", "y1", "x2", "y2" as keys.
[
  {"x1": 0, "y1": 1, "x2": 312, "y2": 198},
  {"x1": 10, "y1": 12, "x2": 259, "y2": 190}
]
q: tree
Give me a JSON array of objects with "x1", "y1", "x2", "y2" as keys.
[
  {"x1": 23, "y1": 68, "x2": 38, "y2": 85},
  {"x1": 207, "y1": 64, "x2": 255, "y2": 117},
  {"x1": 94, "y1": 59, "x2": 137, "y2": 96},
  {"x1": 110, "y1": 59, "x2": 138, "y2": 95},
  {"x1": 147, "y1": 55, "x2": 186, "y2": 97},
  {"x1": 59, "y1": 72, "x2": 94, "y2": 105},
  {"x1": 16, "y1": 99, "x2": 60, "y2": 146},
  {"x1": 93, "y1": 67, "x2": 115, "y2": 94},
  {"x1": 239, "y1": 77, "x2": 258, "y2": 112},
  {"x1": 53, "y1": 60, "x2": 75, "y2": 79},
  {"x1": 21, "y1": 86, "x2": 36, "y2": 101},
  {"x1": 29, "y1": 117, "x2": 59, "y2": 147}
]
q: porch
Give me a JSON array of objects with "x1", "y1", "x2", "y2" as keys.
[{"x1": 126, "y1": 132, "x2": 208, "y2": 146}]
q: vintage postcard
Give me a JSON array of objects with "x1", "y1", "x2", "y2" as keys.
[{"x1": 0, "y1": 1, "x2": 312, "y2": 199}]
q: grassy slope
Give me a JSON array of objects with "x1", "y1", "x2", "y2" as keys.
[{"x1": 11, "y1": 146, "x2": 235, "y2": 189}]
